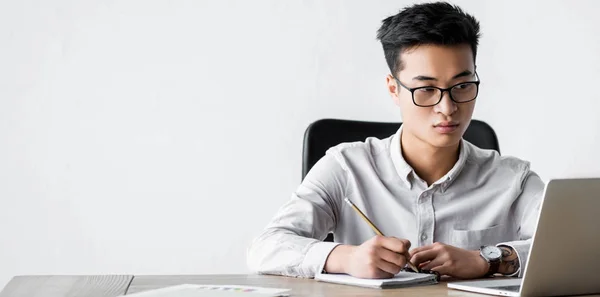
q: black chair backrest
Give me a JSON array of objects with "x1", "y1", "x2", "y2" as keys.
[{"x1": 302, "y1": 119, "x2": 500, "y2": 179}]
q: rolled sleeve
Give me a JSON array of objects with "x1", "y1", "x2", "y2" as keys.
[
  {"x1": 497, "y1": 170, "x2": 545, "y2": 277},
  {"x1": 497, "y1": 240, "x2": 530, "y2": 277},
  {"x1": 302, "y1": 241, "x2": 341, "y2": 276},
  {"x1": 247, "y1": 151, "x2": 347, "y2": 278}
]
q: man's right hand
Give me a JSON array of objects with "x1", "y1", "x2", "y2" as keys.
[{"x1": 324, "y1": 235, "x2": 411, "y2": 279}]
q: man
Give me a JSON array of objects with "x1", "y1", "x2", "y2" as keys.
[{"x1": 247, "y1": 2, "x2": 543, "y2": 280}]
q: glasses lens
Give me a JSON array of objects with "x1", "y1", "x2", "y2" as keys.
[
  {"x1": 450, "y1": 82, "x2": 478, "y2": 102},
  {"x1": 413, "y1": 87, "x2": 442, "y2": 106}
]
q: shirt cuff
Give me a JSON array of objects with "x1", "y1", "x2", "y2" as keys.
[
  {"x1": 302, "y1": 241, "x2": 341, "y2": 278},
  {"x1": 497, "y1": 241, "x2": 530, "y2": 277}
]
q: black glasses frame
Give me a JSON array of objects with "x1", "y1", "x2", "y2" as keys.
[{"x1": 393, "y1": 72, "x2": 481, "y2": 107}]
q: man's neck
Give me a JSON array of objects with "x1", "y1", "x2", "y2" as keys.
[{"x1": 400, "y1": 131, "x2": 460, "y2": 186}]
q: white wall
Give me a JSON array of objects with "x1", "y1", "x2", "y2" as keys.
[{"x1": 1, "y1": 0, "x2": 599, "y2": 289}]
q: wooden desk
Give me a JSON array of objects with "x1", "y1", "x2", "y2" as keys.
[
  {"x1": 127, "y1": 274, "x2": 471, "y2": 297},
  {"x1": 2, "y1": 274, "x2": 599, "y2": 297}
]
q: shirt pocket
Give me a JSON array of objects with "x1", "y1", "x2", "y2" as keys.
[{"x1": 450, "y1": 224, "x2": 507, "y2": 250}]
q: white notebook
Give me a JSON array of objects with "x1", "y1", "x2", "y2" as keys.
[{"x1": 315, "y1": 271, "x2": 438, "y2": 289}]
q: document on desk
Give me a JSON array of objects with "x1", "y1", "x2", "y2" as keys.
[
  {"x1": 315, "y1": 271, "x2": 438, "y2": 289},
  {"x1": 122, "y1": 284, "x2": 290, "y2": 297}
]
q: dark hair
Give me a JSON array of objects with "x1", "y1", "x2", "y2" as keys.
[{"x1": 376, "y1": 2, "x2": 481, "y2": 75}]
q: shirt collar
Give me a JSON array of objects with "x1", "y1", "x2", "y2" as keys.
[
  {"x1": 389, "y1": 125, "x2": 470, "y2": 190},
  {"x1": 390, "y1": 126, "x2": 413, "y2": 189}
]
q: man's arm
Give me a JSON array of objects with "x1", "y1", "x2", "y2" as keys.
[
  {"x1": 247, "y1": 148, "x2": 414, "y2": 279},
  {"x1": 495, "y1": 170, "x2": 545, "y2": 277},
  {"x1": 409, "y1": 170, "x2": 545, "y2": 279},
  {"x1": 246, "y1": 151, "x2": 346, "y2": 278}
]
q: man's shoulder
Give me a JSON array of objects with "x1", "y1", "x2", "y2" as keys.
[
  {"x1": 465, "y1": 141, "x2": 531, "y2": 174},
  {"x1": 326, "y1": 135, "x2": 393, "y2": 160}
]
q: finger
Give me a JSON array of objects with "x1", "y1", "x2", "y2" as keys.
[
  {"x1": 410, "y1": 248, "x2": 440, "y2": 266},
  {"x1": 420, "y1": 257, "x2": 446, "y2": 271},
  {"x1": 418, "y1": 260, "x2": 430, "y2": 268},
  {"x1": 377, "y1": 237, "x2": 411, "y2": 254},
  {"x1": 409, "y1": 244, "x2": 434, "y2": 257},
  {"x1": 377, "y1": 246, "x2": 408, "y2": 267},
  {"x1": 409, "y1": 244, "x2": 435, "y2": 258},
  {"x1": 372, "y1": 269, "x2": 395, "y2": 279},
  {"x1": 431, "y1": 263, "x2": 453, "y2": 276},
  {"x1": 375, "y1": 258, "x2": 403, "y2": 275}
]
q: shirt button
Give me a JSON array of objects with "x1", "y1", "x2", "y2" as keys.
[{"x1": 421, "y1": 234, "x2": 428, "y2": 241}]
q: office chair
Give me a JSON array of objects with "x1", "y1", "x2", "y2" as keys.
[{"x1": 301, "y1": 118, "x2": 500, "y2": 242}]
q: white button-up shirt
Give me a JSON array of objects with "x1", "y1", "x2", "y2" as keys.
[{"x1": 247, "y1": 127, "x2": 545, "y2": 278}]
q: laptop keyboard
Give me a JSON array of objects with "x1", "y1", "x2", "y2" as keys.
[{"x1": 489, "y1": 285, "x2": 521, "y2": 292}]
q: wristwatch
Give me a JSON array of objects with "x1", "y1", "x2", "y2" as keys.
[{"x1": 479, "y1": 245, "x2": 502, "y2": 277}]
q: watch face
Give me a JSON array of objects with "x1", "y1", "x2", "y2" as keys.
[{"x1": 481, "y1": 246, "x2": 502, "y2": 260}]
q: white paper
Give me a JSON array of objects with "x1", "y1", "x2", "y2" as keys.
[{"x1": 315, "y1": 271, "x2": 437, "y2": 288}]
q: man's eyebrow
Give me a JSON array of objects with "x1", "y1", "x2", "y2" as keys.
[
  {"x1": 411, "y1": 70, "x2": 474, "y2": 81},
  {"x1": 412, "y1": 75, "x2": 436, "y2": 81},
  {"x1": 452, "y1": 70, "x2": 473, "y2": 79}
]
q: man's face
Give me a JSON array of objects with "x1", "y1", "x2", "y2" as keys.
[{"x1": 386, "y1": 44, "x2": 477, "y2": 149}]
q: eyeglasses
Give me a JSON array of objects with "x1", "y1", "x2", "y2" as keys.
[{"x1": 393, "y1": 72, "x2": 481, "y2": 107}]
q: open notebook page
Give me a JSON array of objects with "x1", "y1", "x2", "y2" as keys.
[{"x1": 315, "y1": 271, "x2": 438, "y2": 289}]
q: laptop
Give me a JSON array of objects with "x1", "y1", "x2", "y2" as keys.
[{"x1": 448, "y1": 178, "x2": 600, "y2": 297}]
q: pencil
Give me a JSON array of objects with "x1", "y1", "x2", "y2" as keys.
[{"x1": 343, "y1": 197, "x2": 420, "y2": 273}]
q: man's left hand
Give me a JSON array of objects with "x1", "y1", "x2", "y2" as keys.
[{"x1": 409, "y1": 242, "x2": 489, "y2": 279}]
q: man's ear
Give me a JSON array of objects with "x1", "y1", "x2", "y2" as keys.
[{"x1": 386, "y1": 74, "x2": 401, "y2": 106}]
